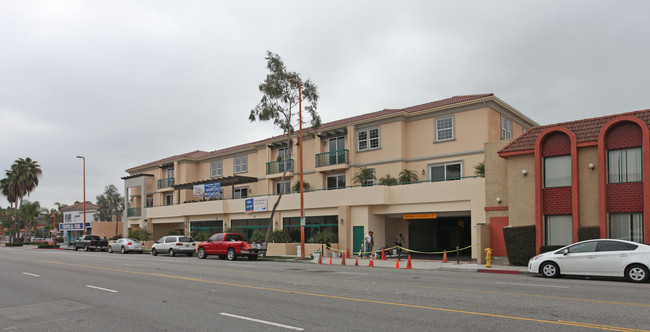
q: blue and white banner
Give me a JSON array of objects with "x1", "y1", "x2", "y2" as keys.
[
  {"x1": 245, "y1": 196, "x2": 268, "y2": 213},
  {"x1": 194, "y1": 182, "x2": 221, "y2": 198},
  {"x1": 59, "y1": 222, "x2": 83, "y2": 231}
]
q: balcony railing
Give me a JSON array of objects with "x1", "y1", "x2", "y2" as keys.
[
  {"x1": 315, "y1": 149, "x2": 349, "y2": 167},
  {"x1": 127, "y1": 207, "x2": 141, "y2": 217},
  {"x1": 158, "y1": 177, "x2": 175, "y2": 189},
  {"x1": 266, "y1": 159, "x2": 294, "y2": 174}
]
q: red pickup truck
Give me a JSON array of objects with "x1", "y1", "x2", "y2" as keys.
[{"x1": 196, "y1": 233, "x2": 266, "y2": 261}]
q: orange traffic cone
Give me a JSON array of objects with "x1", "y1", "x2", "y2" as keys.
[
  {"x1": 318, "y1": 254, "x2": 322, "y2": 264},
  {"x1": 443, "y1": 250, "x2": 448, "y2": 263},
  {"x1": 369, "y1": 258, "x2": 374, "y2": 267},
  {"x1": 395, "y1": 260, "x2": 400, "y2": 269},
  {"x1": 346, "y1": 249, "x2": 350, "y2": 259},
  {"x1": 381, "y1": 248, "x2": 386, "y2": 260},
  {"x1": 406, "y1": 255, "x2": 412, "y2": 269},
  {"x1": 355, "y1": 259, "x2": 359, "y2": 266},
  {"x1": 341, "y1": 255, "x2": 346, "y2": 265},
  {"x1": 329, "y1": 257, "x2": 332, "y2": 265}
]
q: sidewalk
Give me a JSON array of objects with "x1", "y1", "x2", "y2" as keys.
[{"x1": 308, "y1": 255, "x2": 529, "y2": 274}]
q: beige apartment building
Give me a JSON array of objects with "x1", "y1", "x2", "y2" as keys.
[{"x1": 122, "y1": 94, "x2": 537, "y2": 260}]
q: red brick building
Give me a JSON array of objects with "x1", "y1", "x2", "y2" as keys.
[{"x1": 485, "y1": 109, "x2": 650, "y2": 255}]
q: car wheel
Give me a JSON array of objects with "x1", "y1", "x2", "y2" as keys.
[
  {"x1": 540, "y1": 262, "x2": 560, "y2": 278},
  {"x1": 218, "y1": 255, "x2": 227, "y2": 260},
  {"x1": 151, "y1": 248, "x2": 158, "y2": 256},
  {"x1": 84, "y1": 245, "x2": 89, "y2": 252},
  {"x1": 121, "y1": 246, "x2": 126, "y2": 254},
  {"x1": 108, "y1": 246, "x2": 113, "y2": 253},
  {"x1": 626, "y1": 264, "x2": 649, "y2": 283},
  {"x1": 197, "y1": 248, "x2": 207, "y2": 259},
  {"x1": 248, "y1": 255, "x2": 258, "y2": 261},
  {"x1": 227, "y1": 248, "x2": 237, "y2": 261},
  {"x1": 169, "y1": 248, "x2": 175, "y2": 257},
  {"x1": 74, "y1": 245, "x2": 78, "y2": 251}
]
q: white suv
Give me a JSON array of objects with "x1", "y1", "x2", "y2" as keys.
[{"x1": 151, "y1": 235, "x2": 196, "y2": 257}]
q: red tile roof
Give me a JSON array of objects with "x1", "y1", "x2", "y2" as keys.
[
  {"x1": 499, "y1": 108, "x2": 650, "y2": 155},
  {"x1": 61, "y1": 202, "x2": 99, "y2": 212},
  {"x1": 127, "y1": 94, "x2": 497, "y2": 172}
]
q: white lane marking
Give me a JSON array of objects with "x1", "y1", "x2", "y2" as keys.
[
  {"x1": 85, "y1": 285, "x2": 118, "y2": 293},
  {"x1": 220, "y1": 313, "x2": 304, "y2": 331},
  {"x1": 495, "y1": 281, "x2": 570, "y2": 289},
  {"x1": 22, "y1": 272, "x2": 40, "y2": 277}
]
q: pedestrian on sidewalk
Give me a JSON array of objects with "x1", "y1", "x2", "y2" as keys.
[
  {"x1": 395, "y1": 233, "x2": 405, "y2": 258},
  {"x1": 365, "y1": 231, "x2": 374, "y2": 258}
]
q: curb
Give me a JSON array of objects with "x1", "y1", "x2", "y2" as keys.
[{"x1": 477, "y1": 269, "x2": 520, "y2": 274}]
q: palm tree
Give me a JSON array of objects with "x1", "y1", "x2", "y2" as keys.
[
  {"x1": 1, "y1": 158, "x2": 42, "y2": 241},
  {"x1": 291, "y1": 181, "x2": 311, "y2": 192},
  {"x1": 378, "y1": 174, "x2": 398, "y2": 185},
  {"x1": 352, "y1": 167, "x2": 376, "y2": 186},
  {"x1": 398, "y1": 169, "x2": 419, "y2": 184},
  {"x1": 474, "y1": 162, "x2": 485, "y2": 178},
  {"x1": 1, "y1": 168, "x2": 19, "y2": 241},
  {"x1": 19, "y1": 200, "x2": 40, "y2": 240}
]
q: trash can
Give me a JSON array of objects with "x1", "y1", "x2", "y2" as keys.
[
  {"x1": 296, "y1": 245, "x2": 301, "y2": 258},
  {"x1": 314, "y1": 251, "x2": 321, "y2": 261}
]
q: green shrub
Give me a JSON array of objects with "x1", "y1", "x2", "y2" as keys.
[
  {"x1": 269, "y1": 230, "x2": 291, "y2": 243},
  {"x1": 128, "y1": 229, "x2": 152, "y2": 242},
  {"x1": 193, "y1": 231, "x2": 211, "y2": 242},
  {"x1": 503, "y1": 225, "x2": 536, "y2": 266},
  {"x1": 578, "y1": 226, "x2": 600, "y2": 241},
  {"x1": 250, "y1": 231, "x2": 267, "y2": 242},
  {"x1": 313, "y1": 230, "x2": 337, "y2": 244},
  {"x1": 4, "y1": 242, "x2": 23, "y2": 247},
  {"x1": 37, "y1": 243, "x2": 60, "y2": 249},
  {"x1": 166, "y1": 230, "x2": 180, "y2": 236}
]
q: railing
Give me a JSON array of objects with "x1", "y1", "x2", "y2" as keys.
[
  {"x1": 266, "y1": 159, "x2": 294, "y2": 174},
  {"x1": 157, "y1": 177, "x2": 175, "y2": 189},
  {"x1": 127, "y1": 207, "x2": 141, "y2": 217},
  {"x1": 315, "y1": 149, "x2": 349, "y2": 167}
]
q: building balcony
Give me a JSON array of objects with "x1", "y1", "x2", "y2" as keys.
[
  {"x1": 266, "y1": 159, "x2": 294, "y2": 176},
  {"x1": 127, "y1": 207, "x2": 141, "y2": 217},
  {"x1": 315, "y1": 149, "x2": 349, "y2": 172},
  {"x1": 157, "y1": 177, "x2": 175, "y2": 189}
]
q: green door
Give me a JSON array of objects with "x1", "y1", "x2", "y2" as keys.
[{"x1": 353, "y1": 226, "x2": 364, "y2": 255}]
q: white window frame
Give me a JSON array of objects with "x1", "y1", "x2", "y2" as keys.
[
  {"x1": 429, "y1": 162, "x2": 463, "y2": 181},
  {"x1": 234, "y1": 156, "x2": 248, "y2": 174},
  {"x1": 435, "y1": 117, "x2": 454, "y2": 142},
  {"x1": 545, "y1": 215, "x2": 573, "y2": 246},
  {"x1": 326, "y1": 174, "x2": 346, "y2": 190},
  {"x1": 501, "y1": 117, "x2": 513, "y2": 140},
  {"x1": 608, "y1": 147, "x2": 642, "y2": 184},
  {"x1": 210, "y1": 160, "x2": 223, "y2": 178},
  {"x1": 544, "y1": 155, "x2": 571, "y2": 188},
  {"x1": 357, "y1": 127, "x2": 380, "y2": 151},
  {"x1": 276, "y1": 181, "x2": 291, "y2": 194},
  {"x1": 233, "y1": 187, "x2": 249, "y2": 199}
]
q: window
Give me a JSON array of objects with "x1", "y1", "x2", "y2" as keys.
[
  {"x1": 501, "y1": 117, "x2": 513, "y2": 140},
  {"x1": 65, "y1": 214, "x2": 71, "y2": 222},
  {"x1": 567, "y1": 241, "x2": 597, "y2": 253},
  {"x1": 165, "y1": 194, "x2": 173, "y2": 206},
  {"x1": 234, "y1": 156, "x2": 247, "y2": 174},
  {"x1": 210, "y1": 160, "x2": 223, "y2": 178},
  {"x1": 283, "y1": 215, "x2": 339, "y2": 243},
  {"x1": 545, "y1": 215, "x2": 572, "y2": 246},
  {"x1": 597, "y1": 240, "x2": 638, "y2": 252},
  {"x1": 326, "y1": 174, "x2": 346, "y2": 190},
  {"x1": 278, "y1": 148, "x2": 291, "y2": 160},
  {"x1": 610, "y1": 213, "x2": 643, "y2": 243},
  {"x1": 362, "y1": 168, "x2": 375, "y2": 186},
  {"x1": 166, "y1": 168, "x2": 174, "y2": 178},
  {"x1": 276, "y1": 181, "x2": 291, "y2": 194},
  {"x1": 544, "y1": 155, "x2": 571, "y2": 188},
  {"x1": 436, "y1": 117, "x2": 454, "y2": 141},
  {"x1": 230, "y1": 218, "x2": 269, "y2": 241},
  {"x1": 146, "y1": 196, "x2": 153, "y2": 208},
  {"x1": 234, "y1": 187, "x2": 248, "y2": 199},
  {"x1": 357, "y1": 128, "x2": 380, "y2": 151},
  {"x1": 430, "y1": 162, "x2": 462, "y2": 181},
  {"x1": 190, "y1": 220, "x2": 223, "y2": 237},
  {"x1": 608, "y1": 147, "x2": 642, "y2": 183}
]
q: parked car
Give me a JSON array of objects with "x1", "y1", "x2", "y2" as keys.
[
  {"x1": 528, "y1": 239, "x2": 650, "y2": 283},
  {"x1": 73, "y1": 235, "x2": 108, "y2": 252},
  {"x1": 196, "y1": 233, "x2": 266, "y2": 261},
  {"x1": 151, "y1": 235, "x2": 196, "y2": 257},
  {"x1": 108, "y1": 238, "x2": 144, "y2": 254}
]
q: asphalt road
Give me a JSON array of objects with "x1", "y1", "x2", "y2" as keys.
[{"x1": 1, "y1": 246, "x2": 649, "y2": 331}]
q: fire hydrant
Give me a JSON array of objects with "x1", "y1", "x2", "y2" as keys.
[{"x1": 485, "y1": 248, "x2": 493, "y2": 268}]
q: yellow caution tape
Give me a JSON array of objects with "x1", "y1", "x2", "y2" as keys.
[{"x1": 324, "y1": 244, "x2": 478, "y2": 256}]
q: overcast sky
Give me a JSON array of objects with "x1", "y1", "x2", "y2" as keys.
[{"x1": 1, "y1": 1, "x2": 650, "y2": 210}]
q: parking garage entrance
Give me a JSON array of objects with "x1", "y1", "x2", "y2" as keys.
[{"x1": 407, "y1": 214, "x2": 471, "y2": 259}]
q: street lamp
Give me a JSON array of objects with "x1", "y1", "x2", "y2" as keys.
[
  {"x1": 76, "y1": 156, "x2": 86, "y2": 235},
  {"x1": 288, "y1": 78, "x2": 305, "y2": 259}
]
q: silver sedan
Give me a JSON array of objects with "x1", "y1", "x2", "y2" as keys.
[{"x1": 108, "y1": 238, "x2": 145, "y2": 254}]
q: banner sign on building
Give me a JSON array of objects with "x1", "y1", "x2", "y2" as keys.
[
  {"x1": 59, "y1": 222, "x2": 84, "y2": 231},
  {"x1": 193, "y1": 183, "x2": 221, "y2": 198},
  {"x1": 245, "y1": 196, "x2": 268, "y2": 213}
]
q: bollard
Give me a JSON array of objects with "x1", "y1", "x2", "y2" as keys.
[
  {"x1": 443, "y1": 250, "x2": 448, "y2": 263},
  {"x1": 346, "y1": 249, "x2": 350, "y2": 259},
  {"x1": 456, "y1": 246, "x2": 460, "y2": 264},
  {"x1": 485, "y1": 248, "x2": 493, "y2": 268},
  {"x1": 381, "y1": 248, "x2": 386, "y2": 260}
]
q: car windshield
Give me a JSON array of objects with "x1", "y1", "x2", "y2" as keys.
[{"x1": 178, "y1": 236, "x2": 194, "y2": 242}]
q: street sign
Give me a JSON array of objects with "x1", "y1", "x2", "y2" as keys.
[{"x1": 300, "y1": 217, "x2": 306, "y2": 226}]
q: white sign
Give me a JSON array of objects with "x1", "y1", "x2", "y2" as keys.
[{"x1": 245, "y1": 196, "x2": 268, "y2": 213}]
